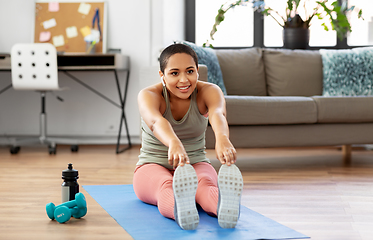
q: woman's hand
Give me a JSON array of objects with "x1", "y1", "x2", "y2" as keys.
[
  {"x1": 215, "y1": 135, "x2": 236, "y2": 166},
  {"x1": 168, "y1": 139, "x2": 190, "y2": 169}
]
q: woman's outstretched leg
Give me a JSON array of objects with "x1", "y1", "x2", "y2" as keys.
[
  {"x1": 193, "y1": 162, "x2": 219, "y2": 216},
  {"x1": 133, "y1": 164, "x2": 175, "y2": 219},
  {"x1": 194, "y1": 162, "x2": 243, "y2": 228}
]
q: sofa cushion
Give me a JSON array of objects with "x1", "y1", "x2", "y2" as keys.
[
  {"x1": 225, "y1": 96, "x2": 317, "y2": 125},
  {"x1": 214, "y1": 48, "x2": 267, "y2": 96},
  {"x1": 263, "y1": 49, "x2": 323, "y2": 96},
  {"x1": 181, "y1": 41, "x2": 227, "y2": 95},
  {"x1": 320, "y1": 47, "x2": 373, "y2": 96},
  {"x1": 205, "y1": 123, "x2": 373, "y2": 148},
  {"x1": 312, "y1": 96, "x2": 373, "y2": 123}
]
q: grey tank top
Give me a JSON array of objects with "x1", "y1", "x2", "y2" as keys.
[{"x1": 137, "y1": 85, "x2": 210, "y2": 169}]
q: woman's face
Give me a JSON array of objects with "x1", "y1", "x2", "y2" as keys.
[{"x1": 160, "y1": 53, "x2": 198, "y2": 100}]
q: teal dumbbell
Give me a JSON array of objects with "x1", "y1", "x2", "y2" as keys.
[
  {"x1": 46, "y1": 192, "x2": 87, "y2": 220},
  {"x1": 54, "y1": 206, "x2": 87, "y2": 223}
]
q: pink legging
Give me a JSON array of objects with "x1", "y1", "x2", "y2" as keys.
[{"x1": 133, "y1": 162, "x2": 218, "y2": 219}]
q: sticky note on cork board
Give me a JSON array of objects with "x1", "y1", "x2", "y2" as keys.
[
  {"x1": 78, "y1": 3, "x2": 91, "y2": 15},
  {"x1": 53, "y1": 35, "x2": 65, "y2": 47}
]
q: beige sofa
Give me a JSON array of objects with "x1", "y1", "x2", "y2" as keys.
[{"x1": 204, "y1": 48, "x2": 373, "y2": 163}]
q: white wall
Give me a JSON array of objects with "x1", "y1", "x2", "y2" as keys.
[
  {"x1": 151, "y1": 0, "x2": 185, "y2": 66},
  {"x1": 0, "y1": 0, "x2": 185, "y2": 144}
]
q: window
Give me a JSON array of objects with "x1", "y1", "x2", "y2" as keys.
[
  {"x1": 188, "y1": 0, "x2": 371, "y2": 48},
  {"x1": 264, "y1": 0, "x2": 336, "y2": 47},
  {"x1": 348, "y1": 0, "x2": 373, "y2": 46},
  {"x1": 195, "y1": 0, "x2": 253, "y2": 47}
]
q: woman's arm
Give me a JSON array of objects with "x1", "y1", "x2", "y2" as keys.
[
  {"x1": 138, "y1": 86, "x2": 189, "y2": 168},
  {"x1": 200, "y1": 83, "x2": 236, "y2": 165}
]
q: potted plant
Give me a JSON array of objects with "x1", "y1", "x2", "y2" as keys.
[{"x1": 204, "y1": 0, "x2": 363, "y2": 49}]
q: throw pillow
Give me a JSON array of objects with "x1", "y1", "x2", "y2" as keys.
[
  {"x1": 215, "y1": 48, "x2": 267, "y2": 96},
  {"x1": 263, "y1": 49, "x2": 323, "y2": 96},
  {"x1": 320, "y1": 47, "x2": 373, "y2": 96},
  {"x1": 181, "y1": 41, "x2": 227, "y2": 95}
]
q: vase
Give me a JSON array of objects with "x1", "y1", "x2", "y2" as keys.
[{"x1": 283, "y1": 28, "x2": 310, "y2": 50}]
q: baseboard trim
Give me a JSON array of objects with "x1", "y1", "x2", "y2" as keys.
[{"x1": 0, "y1": 135, "x2": 141, "y2": 145}]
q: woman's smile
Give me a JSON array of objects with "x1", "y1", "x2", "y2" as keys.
[{"x1": 177, "y1": 85, "x2": 191, "y2": 92}]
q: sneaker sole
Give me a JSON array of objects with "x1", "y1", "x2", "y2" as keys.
[
  {"x1": 173, "y1": 164, "x2": 199, "y2": 230},
  {"x1": 217, "y1": 164, "x2": 243, "y2": 228}
]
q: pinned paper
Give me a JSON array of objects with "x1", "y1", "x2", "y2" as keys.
[
  {"x1": 48, "y1": 2, "x2": 59, "y2": 12},
  {"x1": 84, "y1": 29, "x2": 100, "y2": 43},
  {"x1": 78, "y1": 3, "x2": 91, "y2": 15},
  {"x1": 43, "y1": 18, "x2": 57, "y2": 29},
  {"x1": 39, "y1": 31, "x2": 51, "y2": 42},
  {"x1": 53, "y1": 35, "x2": 65, "y2": 47},
  {"x1": 80, "y1": 26, "x2": 91, "y2": 37},
  {"x1": 66, "y1": 26, "x2": 78, "y2": 38}
]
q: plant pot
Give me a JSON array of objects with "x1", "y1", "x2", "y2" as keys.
[{"x1": 283, "y1": 28, "x2": 310, "y2": 50}]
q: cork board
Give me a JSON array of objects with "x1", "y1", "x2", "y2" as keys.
[{"x1": 34, "y1": 1, "x2": 107, "y2": 53}]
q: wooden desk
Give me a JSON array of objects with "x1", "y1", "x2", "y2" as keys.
[{"x1": 0, "y1": 53, "x2": 131, "y2": 153}]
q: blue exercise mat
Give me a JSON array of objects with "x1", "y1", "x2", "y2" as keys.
[{"x1": 83, "y1": 185, "x2": 309, "y2": 240}]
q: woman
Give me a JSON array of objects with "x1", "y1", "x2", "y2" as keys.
[{"x1": 134, "y1": 43, "x2": 243, "y2": 230}]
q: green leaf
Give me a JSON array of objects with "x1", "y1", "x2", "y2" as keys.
[
  {"x1": 262, "y1": 9, "x2": 271, "y2": 16},
  {"x1": 217, "y1": 15, "x2": 225, "y2": 22},
  {"x1": 358, "y1": 9, "x2": 363, "y2": 19},
  {"x1": 331, "y1": 1, "x2": 339, "y2": 8},
  {"x1": 287, "y1": 0, "x2": 293, "y2": 11},
  {"x1": 316, "y1": 13, "x2": 323, "y2": 20},
  {"x1": 294, "y1": 0, "x2": 301, "y2": 9}
]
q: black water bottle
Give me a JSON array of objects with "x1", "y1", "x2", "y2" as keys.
[{"x1": 61, "y1": 163, "x2": 79, "y2": 203}]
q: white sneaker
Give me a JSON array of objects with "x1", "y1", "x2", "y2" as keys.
[
  {"x1": 217, "y1": 164, "x2": 243, "y2": 228},
  {"x1": 173, "y1": 164, "x2": 199, "y2": 230}
]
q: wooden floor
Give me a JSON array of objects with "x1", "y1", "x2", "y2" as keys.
[{"x1": 0, "y1": 144, "x2": 372, "y2": 240}]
